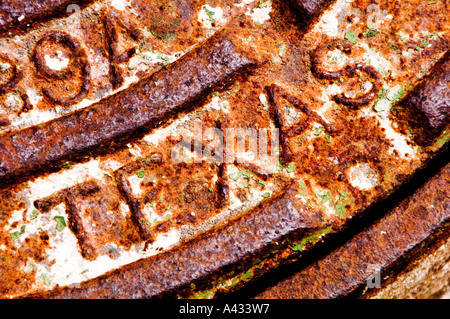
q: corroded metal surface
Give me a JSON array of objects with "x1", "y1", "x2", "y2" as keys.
[
  {"x1": 0, "y1": 0, "x2": 96, "y2": 35},
  {"x1": 28, "y1": 183, "x2": 326, "y2": 298},
  {"x1": 255, "y1": 158, "x2": 450, "y2": 299},
  {"x1": 0, "y1": 32, "x2": 256, "y2": 181},
  {"x1": 392, "y1": 51, "x2": 450, "y2": 147},
  {"x1": 0, "y1": 0, "x2": 448, "y2": 299}
]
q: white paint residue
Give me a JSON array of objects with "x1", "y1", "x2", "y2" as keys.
[
  {"x1": 201, "y1": 95, "x2": 231, "y2": 113},
  {"x1": 2, "y1": 210, "x2": 24, "y2": 232},
  {"x1": 88, "y1": 48, "x2": 110, "y2": 79},
  {"x1": 310, "y1": 0, "x2": 348, "y2": 38},
  {"x1": 141, "y1": 203, "x2": 155, "y2": 221},
  {"x1": 207, "y1": 96, "x2": 221, "y2": 111},
  {"x1": 143, "y1": 115, "x2": 193, "y2": 145},
  {"x1": 44, "y1": 51, "x2": 70, "y2": 71},
  {"x1": 0, "y1": 61, "x2": 11, "y2": 70},
  {"x1": 101, "y1": 159, "x2": 124, "y2": 171},
  {"x1": 245, "y1": 0, "x2": 272, "y2": 25},
  {"x1": 34, "y1": 205, "x2": 80, "y2": 288},
  {"x1": 324, "y1": 83, "x2": 343, "y2": 97},
  {"x1": 140, "y1": 51, "x2": 178, "y2": 65},
  {"x1": 347, "y1": 163, "x2": 379, "y2": 190},
  {"x1": 236, "y1": 151, "x2": 256, "y2": 162},
  {"x1": 226, "y1": 165, "x2": 277, "y2": 210},
  {"x1": 385, "y1": 84, "x2": 403, "y2": 101},
  {"x1": 327, "y1": 49, "x2": 348, "y2": 69}
]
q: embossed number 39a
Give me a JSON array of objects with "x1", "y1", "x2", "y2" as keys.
[{"x1": 310, "y1": 39, "x2": 383, "y2": 109}]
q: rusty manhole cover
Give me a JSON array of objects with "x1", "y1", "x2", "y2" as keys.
[{"x1": 0, "y1": 0, "x2": 448, "y2": 299}]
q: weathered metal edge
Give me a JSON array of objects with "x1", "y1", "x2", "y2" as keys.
[
  {"x1": 252, "y1": 148, "x2": 450, "y2": 299},
  {"x1": 0, "y1": 0, "x2": 96, "y2": 36},
  {"x1": 24, "y1": 182, "x2": 327, "y2": 298},
  {"x1": 23, "y1": 142, "x2": 448, "y2": 299}
]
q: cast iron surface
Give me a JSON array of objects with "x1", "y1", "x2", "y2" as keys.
[
  {"x1": 0, "y1": 0, "x2": 448, "y2": 298},
  {"x1": 251, "y1": 148, "x2": 450, "y2": 299}
]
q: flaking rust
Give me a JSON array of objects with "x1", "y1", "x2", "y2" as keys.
[
  {"x1": 254, "y1": 159, "x2": 450, "y2": 299},
  {"x1": 0, "y1": 0, "x2": 448, "y2": 298},
  {"x1": 0, "y1": 31, "x2": 257, "y2": 182}
]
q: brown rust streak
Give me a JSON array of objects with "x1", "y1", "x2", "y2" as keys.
[
  {"x1": 115, "y1": 150, "x2": 222, "y2": 242},
  {"x1": 215, "y1": 119, "x2": 230, "y2": 210}
]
